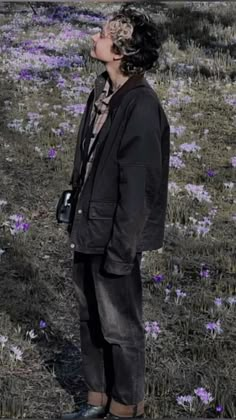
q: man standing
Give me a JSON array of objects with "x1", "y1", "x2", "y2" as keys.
[{"x1": 63, "y1": 4, "x2": 170, "y2": 420}]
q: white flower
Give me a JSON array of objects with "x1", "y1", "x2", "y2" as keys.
[
  {"x1": 10, "y1": 345, "x2": 23, "y2": 361},
  {"x1": 164, "y1": 288, "x2": 171, "y2": 302},
  {"x1": 26, "y1": 329, "x2": 37, "y2": 340},
  {"x1": 168, "y1": 181, "x2": 182, "y2": 195},
  {"x1": 189, "y1": 216, "x2": 198, "y2": 224},
  {"x1": 9, "y1": 214, "x2": 24, "y2": 222},
  {"x1": 0, "y1": 200, "x2": 7, "y2": 207},
  {"x1": 176, "y1": 395, "x2": 194, "y2": 407},
  {"x1": 0, "y1": 335, "x2": 8, "y2": 348},
  {"x1": 176, "y1": 289, "x2": 187, "y2": 298},
  {"x1": 214, "y1": 297, "x2": 223, "y2": 307},
  {"x1": 223, "y1": 182, "x2": 234, "y2": 189},
  {"x1": 0, "y1": 249, "x2": 5, "y2": 257},
  {"x1": 227, "y1": 296, "x2": 236, "y2": 305},
  {"x1": 34, "y1": 146, "x2": 43, "y2": 157}
]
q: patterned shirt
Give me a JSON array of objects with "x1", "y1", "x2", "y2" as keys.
[{"x1": 78, "y1": 78, "x2": 115, "y2": 198}]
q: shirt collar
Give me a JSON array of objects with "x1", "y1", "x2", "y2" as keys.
[{"x1": 95, "y1": 79, "x2": 114, "y2": 107}]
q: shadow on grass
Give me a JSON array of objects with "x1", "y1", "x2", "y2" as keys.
[{"x1": 0, "y1": 85, "x2": 87, "y2": 408}]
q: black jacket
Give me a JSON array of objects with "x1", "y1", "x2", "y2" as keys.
[{"x1": 68, "y1": 70, "x2": 170, "y2": 275}]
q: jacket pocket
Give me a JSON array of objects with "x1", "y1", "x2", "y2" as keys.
[{"x1": 88, "y1": 201, "x2": 117, "y2": 219}]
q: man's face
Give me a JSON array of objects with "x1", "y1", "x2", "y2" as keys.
[{"x1": 90, "y1": 21, "x2": 121, "y2": 64}]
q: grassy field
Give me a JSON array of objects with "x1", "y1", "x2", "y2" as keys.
[{"x1": 0, "y1": 1, "x2": 236, "y2": 418}]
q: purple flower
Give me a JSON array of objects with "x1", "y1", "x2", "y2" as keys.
[
  {"x1": 200, "y1": 265, "x2": 210, "y2": 278},
  {"x1": 209, "y1": 207, "x2": 218, "y2": 217},
  {"x1": 224, "y1": 95, "x2": 236, "y2": 107},
  {"x1": 64, "y1": 104, "x2": 86, "y2": 115},
  {"x1": 168, "y1": 97, "x2": 180, "y2": 106},
  {"x1": 168, "y1": 181, "x2": 181, "y2": 195},
  {"x1": 144, "y1": 322, "x2": 152, "y2": 333},
  {"x1": 181, "y1": 95, "x2": 192, "y2": 104},
  {"x1": 194, "y1": 387, "x2": 214, "y2": 404},
  {"x1": 39, "y1": 320, "x2": 47, "y2": 329},
  {"x1": 214, "y1": 297, "x2": 223, "y2": 307},
  {"x1": 48, "y1": 148, "x2": 57, "y2": 159},
  {"x1": 179, "y1": 141, "x2": 201, "y2": 153},
  {"x1": 170, "y1": 125, "x2": 186, "y2": 137},
  {"x1": 153, "y1": 274, "x2": 165, "y2": 283},
  {"x1": 206, "y1": 322, "x2": 216, "y2": 330},
  {"x1": 195, "y1": 224, "x2": 210, "y2": 236},
  {"x1": 216, "y1": 405, "x2": 223, "y2": 413},
  {"x1": 170, "y1": 155, "x2": 185, "y2": 169},
  {"x1": 176, "y1": 289, "x2": 186, "y2": 298},
  {"x1": 145, "y1": 321, "x2": 161, "y2": 338},
  {"x1": 51, "y1": 128, "x2": 64, "y2": 136},
  {"x1": 207, "y1": 169, "x2": 216, "y2": 177},
  {"x1": 22, "y1": 223, "x2": 30, "y2": 232},
  {"x1": 231, "y1": 156, "x2": 236, "y2": 167},
  {"x1": 185, "y1": 184, "x2": 211, "y2": 203},
  {"x1": 205, "y1": 320, "x2": 223, "y2": 334},
  {"x1": 19, "y1": 69, "x2": 33, "y2": 80},
  {"x1": 28, "y1": 112, "x2": 41, "y2": 120},
  {"x1": 9, "y1": 214, "x2": 30, "y2": 235},
  {"x1": 227, "y1": 296, "x2": 236, "y2": 305},
  {"x1": 176, "y1": 395, "x2": 194, "y2": 406}
]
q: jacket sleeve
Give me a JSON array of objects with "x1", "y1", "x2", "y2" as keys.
[{"x1": 103, "y1": 95, "x2": 163, "y2": 276}]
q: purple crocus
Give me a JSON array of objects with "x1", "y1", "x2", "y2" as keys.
[
  {"x1": 153, "y1": 274, "x2": 165, "y2": 283},
  {"x1": 216, "y1": 405, "x2": 223, "y2": 413},
  {"x1": 19, "y1": 69, "x2": 33, "y2": 80},
  {"x1": 39, "y1": 320, "x2": 47, "y2": 329},
  {"x1": 205, "y1": 320, "x2": 223, "y2": 335},
  {"x1": 207, "y1": 169, "x2": 216, "y2": 177},
  {"x1": 168, "y1": 97, "x2": 180, "y2": 106},
  {"x1": 231, "y1": 156, "x2": 236, "y2": 167},
  {"x1": 144, "y1": 321, "x2": 161, "y2": 338},
  {"x1": 214, "y1": 297, "x2": 223, "y2": 307},
  {"x1": 176, "y1": 395, "x2": 194, "y2": 406},
  {"x1": 200, "y1": 265, "x2": 210, "y2": 278},
  {"x1": 9, "y1": 214, "x2": 30, "y2": 235},
  {"x1": 195, "y1": 224, "x2": 210, "y2": 236},
  {"x1": 170, "y1": 125, "x2": 186, "y2": 137},
  {"x1": 22, "y1": 223, "x2": 30, "y2": 232},
  {"x1": 181, "y1": 95, "x2": 192, "y2": 104},
  {"x1": 224, "y1": 95, "x2": 236, "y2": 107},
  {"x1": 64, "y1": 104, "x2": 86, "y2": 115},
  {"x1": 194, "y1": 387, "x2": 214, "y2": 404},
  {"x1": 170, "y1": 155, "x2": 185, "y2": 169},
  {"x1": 48, "y1": 148, "x2": 57, "y2": 159},
  {"x1": 179, "y1": 141, "x2": 201, "y2": 153},
  {"x1": 185, "y1": 184, "x2": 212, "y2": 203}
]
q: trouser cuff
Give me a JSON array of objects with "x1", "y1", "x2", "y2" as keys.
[
  {"x1": 110, "y1": 398, "x2": 144, "y2": 417},
  {"x1": 87, "y1": 391, "x2": 109, "y2": 407}
]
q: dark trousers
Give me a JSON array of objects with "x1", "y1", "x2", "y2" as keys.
[{"x1": 72, "y1": 251, "x2": 145, "y2": 415}]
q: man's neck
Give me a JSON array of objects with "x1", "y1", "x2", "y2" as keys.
[{"x1": 106, "y1": 69, "x2": 130, "y2": 92}]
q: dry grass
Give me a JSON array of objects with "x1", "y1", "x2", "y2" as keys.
[{"x1": 0, "y1": 2, "x2": 236, "y2": 418}]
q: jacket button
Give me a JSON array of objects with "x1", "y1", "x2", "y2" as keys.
[
  {"x1": 70, "y1": 243, "x2": 75, "y2": 249},
  {"x1": 78, "y1": 209, "x2": 82, "y2": 214}
]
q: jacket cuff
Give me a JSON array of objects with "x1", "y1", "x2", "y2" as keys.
[{"x1": 103, "y1": 257, "x2": 134, "y2": 276}]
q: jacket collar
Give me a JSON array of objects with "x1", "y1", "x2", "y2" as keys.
[{"x1": 94, "y1": 70, "x2": 151, "y2": 111}]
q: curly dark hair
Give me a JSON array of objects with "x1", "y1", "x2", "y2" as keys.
[{"x1": 106, "y1": 4, "x2": 166, "y2": 76}]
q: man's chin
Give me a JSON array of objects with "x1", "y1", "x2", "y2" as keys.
[
  {"x1": 90, "y1": 50, "x2": 101, "y2": 61},
  {"x1": 90, "y1": 51, "x2": 104, "y2": 63}
]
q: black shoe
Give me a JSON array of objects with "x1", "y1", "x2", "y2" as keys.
[
  {"x1": 62, "y1": 403, "x2": 108, "y2": 420},
  {"x1": 105, "y1": 414, "x2": 144, "y2": 419}
]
